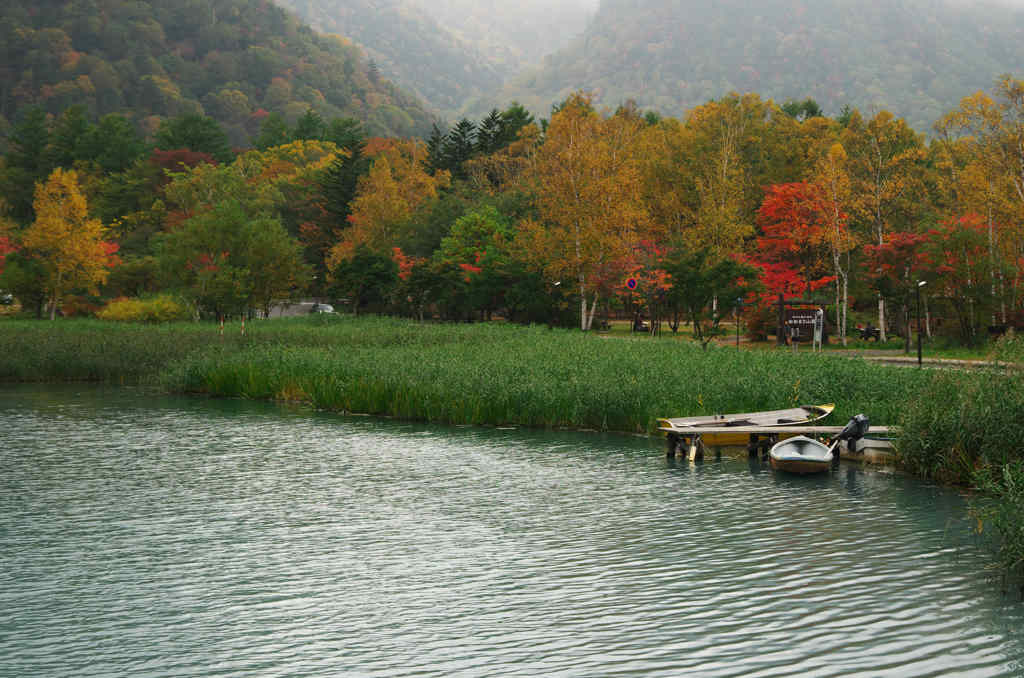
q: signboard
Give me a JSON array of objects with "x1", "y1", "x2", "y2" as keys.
[
  {"x1": 785, "y1": 308, "x2": 819, "y2": 342},
  {"x1": 626, "y1": 278, "x2": 638, "y2": 290}
]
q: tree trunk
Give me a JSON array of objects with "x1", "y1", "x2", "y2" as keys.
[
  {"x1": 877, "y1": 295, "x2": 886, "y2": 342},
  {"x1": 902, "y1": 303, "x2": 910, "y2": 354},
  {"x1": 924, "y1": 292, "x2": 931, "y2": 339},
  {"x1": 578, "y1": 289, "x2": 598, "y2": 332},
  {"x1": 833, "y1": 251, "x2": 848, "y2": 347}
]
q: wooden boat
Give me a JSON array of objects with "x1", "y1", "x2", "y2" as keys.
[
  {"x1": 769, "y1": 435, "x2": 835, "y2": 474},
  {"x1": 658, "y1": 403, "x2": 834, "y2": 447}
]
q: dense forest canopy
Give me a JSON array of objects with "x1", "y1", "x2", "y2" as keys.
[
  {"x1": 1, "y1": 0, "x2": 1022, "y2": 350},
  {"x1": 0, "y1": 0, "x2": 435, "y2": 142},
  {"x1": 497, "y1": 0, "x2": 1024, "y2": 131}
]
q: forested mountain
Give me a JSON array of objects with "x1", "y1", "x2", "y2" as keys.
[
  {"x1": 274, "y1": 0, "x2": 597, "y2": 119},
  {"x1": 500, "y1": 0, "x2": 1024, "y2": 130},
  {"x1": 0, "y1": 0, "x2": 436, "y2": 144}
]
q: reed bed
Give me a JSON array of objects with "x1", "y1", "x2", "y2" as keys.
[{"x1": 152, "y1": 316, "x2": 934, "y2": 433}]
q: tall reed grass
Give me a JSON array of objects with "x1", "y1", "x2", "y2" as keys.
[{"x1": 152, "y1": 316, "x2": 937, "y2": 433}]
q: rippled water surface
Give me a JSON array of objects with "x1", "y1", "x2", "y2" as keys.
[{"x1": 2, "y1": 384, "x2": 1024, "y2": 677}]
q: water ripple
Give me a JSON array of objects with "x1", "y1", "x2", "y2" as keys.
[{"x1": 2, "y1": 385, "x2": 1023, "y2": 677}]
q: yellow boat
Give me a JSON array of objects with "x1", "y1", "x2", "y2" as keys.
[{"x1": 657, "y1": 403, "x2": 835, "y2": 448}]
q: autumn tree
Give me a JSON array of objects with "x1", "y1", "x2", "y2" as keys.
[
  {"x1": 864, "y1": 231, "x2": 932, "y2": 352},
  {"x1": 813, "y1": 144, "x2": 856, "y2": 344},
  {"x1": 925, "y1": 215, "x2": 995, "y2": 342},
  {"x1": 326, "y1": 139, "x2": 449, "y2": 268},
  {"x1": 21, "y1": 168, "x2": 118, "y2": 319},
  {"x1": 841, "y1": 109, "x2": 927, "y2": 340},
  {"x1": 156, "y1": 199, "x2": 307, "y2": 318},
  {"x1": 518, "y1": 93, "x2": 651, "y2": 330},
  {"x1": 935, "y1": 76, "x2": 1024, "y2": 323},
  {"x1": 684, "y1": 93, "x2": 773, "y2": 255},
  {"x1": 435, "y1": 206, "x2": 517, "y2": 320},
  {"x1": 662, "y1": 247, "x2": 757, "y2": 348}
]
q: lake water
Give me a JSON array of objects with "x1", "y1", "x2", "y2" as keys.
[{"x1": 2, "y1": 384, "x2": 1023, "y2": 677}]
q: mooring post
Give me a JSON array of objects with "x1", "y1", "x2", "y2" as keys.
[
  {"x1": 666, "y1": 432, "x2": 679, "y2": 456},
  {"x1": 687, "y1": 435, "x2": 705, "y2": 462}
]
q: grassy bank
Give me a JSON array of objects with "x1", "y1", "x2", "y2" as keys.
[
  {"x1": 4, "y1": 316, "x2": 1024, "y2": 577},
  {"x1": 151, "y1": 317, "x2": 933, "y2": 432},
  {"x1": 0, "y1": 316, "x2": 1011, "y2": 437}
]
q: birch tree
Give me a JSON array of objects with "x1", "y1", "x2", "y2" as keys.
[
  {"x1": 842, "y1": 110, "x2": 926, "y2": 340},
  {"x1": 519, "y1": 93, "x2": 650, "y2": 331},
  {"x1": 814, "y1": 143, "x2": 856, "y2": 345}
]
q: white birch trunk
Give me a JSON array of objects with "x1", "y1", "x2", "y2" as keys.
[
  {"x1": 585, "y1": 293, "x2": 599, "y2": 331},
  {"x1": 924, "y1": 293, "x2": 931, "y2": 338},
  {"x1": 878, "y1": 296, "x2": 886, "y2": 342}
]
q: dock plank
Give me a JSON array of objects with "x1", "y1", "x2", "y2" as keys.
[{"x1": 657, "y1": 424, "x2": 892, "y2": 435}]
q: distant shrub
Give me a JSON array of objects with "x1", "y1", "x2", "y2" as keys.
[
  {"x1": 993, "y1": 330, "x2": 1024, "y2": 365},
  {"x1": 98, "y1": 296, "x2": 192, "y2": 323},
  {"x1": 60, "y1": 295, "x2": 103, "y2": 318}
]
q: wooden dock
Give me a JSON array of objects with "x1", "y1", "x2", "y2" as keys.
[
  {"x1": 659, "y1": 423, "x2": 895, "y2": 463},
  {"x1": 658, "y1": 424, "x2": 891, "y2": 435}
]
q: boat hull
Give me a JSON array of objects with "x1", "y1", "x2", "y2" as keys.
[
  {"x1": 658, "y1": 404, "x2": 835, "y2": 448},
  {"x1": 769, "y1": 435, "x2": 834, "y2": 474},
  {"x1": 769, "y1": 456, "x2": 832, "y2": 474}
]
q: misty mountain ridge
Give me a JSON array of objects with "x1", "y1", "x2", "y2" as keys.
[
  {"x1": 486, "y1": 0, "x2": 1024, "y2": 130},
  {"x1": 275, "y1": 0, "x2": 598, "y2": 119}
]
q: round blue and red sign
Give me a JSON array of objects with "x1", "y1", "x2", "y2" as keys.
[{"x1": 626, "y1": 278, "x2": 638, "y2": 290}]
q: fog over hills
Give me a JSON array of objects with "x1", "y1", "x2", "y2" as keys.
[
  {"x1": 494, "y1": 0, "x2": 1024, "y2": 130},
  {"x1": 276, "y1": 0, "x2": 598, "y2": 119}
]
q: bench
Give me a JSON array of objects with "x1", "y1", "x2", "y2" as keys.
[{"x1": 858, "y1": 327, "x2": 881, "y2": 341}]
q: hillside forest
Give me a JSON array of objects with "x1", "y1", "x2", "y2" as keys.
[
  {"x1": 2, "y1": 68, "x2": 1023, "y2": 348},
  {"x1": 0, "y1": 0, "x2": 436, "y2": 145}
]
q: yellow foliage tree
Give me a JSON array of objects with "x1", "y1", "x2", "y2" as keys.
[
  {"x1": 22, "y1": 168, "x2": 116, "y2": 319},
  {"x1": 814, "y1": 143, "x2": 857, "y2": 345},
  {"x1": 326, "y1": 140, "x2": 449, "y2": 269},
  {"x1": 841, "y1": 110, "x2": 927, "y2": 340},
  {"x1": 642, "y1": 93, "x2": 773, "y2": 257},
  {"x1": 936, "y1": 77, "x2": 1024, "y2": 323},
  {"x1": 518, "y1": 93, "x2": 651, "y2": 330}
]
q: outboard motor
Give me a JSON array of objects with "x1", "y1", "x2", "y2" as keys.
[
  {"x1": 831, "y1": 414, "x2": 870, "y2": 462},
  {"x1": 838, "y1": 414, "x2": 870, "y2": 443}
]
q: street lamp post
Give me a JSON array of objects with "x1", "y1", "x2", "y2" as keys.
[{"x1": 916, "y1": 280, "x2": 927, "y2": 368}]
